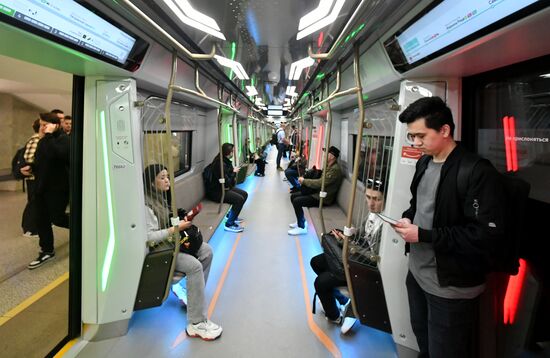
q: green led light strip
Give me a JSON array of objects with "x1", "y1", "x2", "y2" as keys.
[
  {"x1": 228, "y1": 42, "x2": 236, "y2": 80},
  {"x1": 100, "y1": 111, "x2": 116, "y2": 292}
]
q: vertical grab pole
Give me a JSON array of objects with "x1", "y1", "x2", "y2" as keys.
[
  {"x1": 343, "y1": 43, "x2": 365, "y2": 319},
  {"x1": 162, "y1": 52, "x2": 181, "y2": 300},
  {"x1": 216, "y1": 85, "x2": 226, "y2": 214},
  {"x1": 316, "y1": 65, "x2": 341, "y2": 235},
  {"x1": 231, "y1": 95, "x2": 239, "y2": 167}
]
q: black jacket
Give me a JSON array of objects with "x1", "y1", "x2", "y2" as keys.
[
  {"x1": 32, "y1": 129, "x2": 70, "y2": 194},
  {"x1": 207, "y1": 155, "x2": 236, "y2": 196},
  {"x1": 402, "y1": 145, "x2": 505, "y2": 287}
]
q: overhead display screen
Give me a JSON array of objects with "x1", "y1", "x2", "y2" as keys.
[
  {"x1": 396, "y1": 0, "x2": 539, "y2": 65},
  {"x1": 0, "y1": 0, "x2": 137, "y2": 64}
]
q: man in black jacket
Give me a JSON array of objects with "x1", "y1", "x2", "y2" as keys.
[
  {"x1": 28, "y1": 112, "x2": 70, "y2": 269},
  {"x1": 206, "y1": 143, "x2": 248, "y2": 233},
  {"x1": 393, "y1": 97, "x2": 505, "y2": 358}
]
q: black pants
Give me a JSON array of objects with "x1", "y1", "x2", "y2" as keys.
[
  {"x1": 255, "y1": 159, "x2": 266, "y2": 175},
  {"x1": 406, "y1": 271, "x2": 480, "y2": 358},
  {"x1": 310, "y1": 254, "x2": 347, "y2": 320},
  {"x1": 290, "y1": 192, "x2": 319, "y2": 228},
  {"x1": 276, "y1": 143, "x2": 286, "y2": 168},
  {"x1": 36, "y1": 190, "x2": 70, "y2": 253},
  {"x1": 208, "y1": 187, "x2": 248, "y2": 226},
  {"x1": 21, "y1": 179, "x2": 37, "y2": 234}
]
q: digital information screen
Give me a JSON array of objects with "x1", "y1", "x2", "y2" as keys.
[
  {"x1": 0, "y1": 0, "x2": 136, "y2": 64},
  {"x1": 397, "y1": 0, "x2": 539, "y2": 65}
]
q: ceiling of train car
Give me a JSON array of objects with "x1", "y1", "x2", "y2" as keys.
[{"x1": 128, "y1": 0, "x2": 364, "y2": 111}]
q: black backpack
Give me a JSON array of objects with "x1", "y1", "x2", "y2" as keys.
[
  {"x1": 270, "y1": 133, "x2": 278, "y2": 146},
  {"x1": 202, "y1": 162, "x2": 214, "y2": 187},
  {"x1": 457, "y1": 153, "x2": 530, "y2": 275},
  {"x1": 11, "y1": 146, "x2": 27, "y2": 180}
]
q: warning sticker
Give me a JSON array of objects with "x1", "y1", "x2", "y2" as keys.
[{"x1": 400, "y1": 146, "x2": 423, "y2": 166}]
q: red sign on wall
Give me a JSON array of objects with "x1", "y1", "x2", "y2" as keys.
[{"x1": 400, "y1": 146, "x2": 423, "y2": 165}]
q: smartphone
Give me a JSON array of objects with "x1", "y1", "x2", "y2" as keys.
[{"x1": 376, "y1": 213, "x2": 399, "y2": 225}]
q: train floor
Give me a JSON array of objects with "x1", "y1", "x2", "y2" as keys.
[{"x1": 73, "y1": 148, "x2": 398, "y2": 358}]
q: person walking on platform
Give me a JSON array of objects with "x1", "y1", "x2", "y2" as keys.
[
  {"x1": 206, "y1": 143, "x2": 248, "y2": 233},
  {"x1": 20, "y1": 118, "x2": 45, "y2": 237},
  {"x1": 288, "y1": 146, "x2": 343, "y2": 235},
  {"x1": 28, "y1": 112, "x2": 70, "y2": 269},
  {"x1": 143, "y1": 164, "x2": 222, "y2": 341},
  {"x1": 393, "y1": 96, "x2": 505, "y2": 358}
]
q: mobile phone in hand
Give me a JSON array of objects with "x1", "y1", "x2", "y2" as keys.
[{"x1": 376, "y1": 213, "x2": 398, "y2": 225}]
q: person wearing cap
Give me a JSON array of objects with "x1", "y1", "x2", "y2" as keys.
[
  {"x1": 288, "y1": 145, "x2": 343, "y2": 235},
  {"x1": 27, "y1": 112, "x2": 70, "y2": 269}
]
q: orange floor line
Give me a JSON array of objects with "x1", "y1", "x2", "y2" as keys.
[
  {"x1": 207, "y1": 233, "x2": 242, "y2": 318},
  {"x1": 171, "y1": 233, "x2": 243, "y2": 349},
  {"x1": 294, "y1": 237, "x2": 342, "y2": 358}
]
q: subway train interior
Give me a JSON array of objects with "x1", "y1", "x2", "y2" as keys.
[{"x1": 0, "y1": 0, "x2": 549, "y2": 357}]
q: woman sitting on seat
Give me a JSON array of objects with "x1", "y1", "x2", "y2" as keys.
[{"x1": 143, "y1": 164, "x2": 222, "y2": 341}]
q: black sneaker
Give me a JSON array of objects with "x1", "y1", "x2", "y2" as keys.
[{"x1": 28, "y1": 252, "x2": 55, "y2": 269}]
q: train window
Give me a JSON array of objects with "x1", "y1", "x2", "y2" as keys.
[
  {"x1": 143, "y1": 131, "x2": 192, "y2": 177},
  {"x1": 463, "y1": 55, "x2": 550, "y2": 204}
]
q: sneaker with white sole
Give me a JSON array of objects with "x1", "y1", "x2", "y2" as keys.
[
  {"x1": 234, "y1": 217, "x2": 244, "y2": 224},
  {"x1": 289, "y1": 220, "x2": 306, "y2": 228},
  {"x1": 341, "y1": 317, "x2": 357, "y2": 334},
  {"x1": 186, "y1": 320, "x2": 223, "y2": 340},
  {"x1": 288, "y1": 226, "x2": 308, "y2": 235},
  {"x1": 171, "y1": 284, "x2": 188, "y2": 308},
  {"x1": 28, "y1": 252, "x2": 55, "y2": 269},
  {"x1": 23, "y1": 231, "x2": 38, "y2": 238},
  {"x1": 224, "y1": 223, "x2": 244, "y2": 233},
  {"x1": 325, "y1": 313, "x2": 343, "y2": 325}
]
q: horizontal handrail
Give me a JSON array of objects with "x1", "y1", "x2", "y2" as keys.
[
  {"x1": 119, "y1": 0, "x2": 216, "y2": 60},
  {"x1": 171, "y1": 85, "x2": 239, "y2": 112},
  {"x1": 307, "y1": 87, "x2": 360, "y2": 113}
]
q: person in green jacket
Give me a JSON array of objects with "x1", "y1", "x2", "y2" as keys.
[{"x1": 288, "y1": 146, "x2": 343, "y2": 235}]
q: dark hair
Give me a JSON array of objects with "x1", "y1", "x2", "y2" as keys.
[
  {"x1": 222, "y1": 142, "x2": 234, "y2": 157},
  {"x1": 398, "y1": 96, "x2": 454, "y2": 136},
  {"x1": 143, "y1": 164, "x2": 167, "y2": 191},
  {"x1": 64, "y1": 115, "x2": 72, "y2": 120},
  {"x1": 32, "y1": 119, "x2": 40, "y2": 133},
  {"x1": 39, "y1": 112, "x2": 60, "y2": 124},
  {"x1": 51, "y1": 109, "x2": 64, "y2": 114},
  {"x1": 366, "y1": 178, "x2": 385, "y2": 193}
]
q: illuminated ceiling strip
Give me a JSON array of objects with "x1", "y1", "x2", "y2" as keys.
[
  {"x1": 289, "y1": 57, "x2": 315, "y2": 80},
  {"x1": 246, "y1": 86, "x2": 258, "y2": 97},
  {"x1": 100, "y1": 111, "x2": 116, "y2": 292},
  {"x1": 296, "y1": 0, "x2": 346, "y2": 40},
  {"x1": 163, "y1": 0, "x2": 226, "y2": 40},
  {"x1": 298, "y1": 0, "x2": 333, "y2": 31},
  {"x1": 214, "y1": 55, "x2": 249, "y2": 80}
]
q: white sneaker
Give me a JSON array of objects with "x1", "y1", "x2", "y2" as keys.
[
  {"x1": 23, "y1": 231, "x2": 38, "y2": 238},
  {"x1": 171, "y1": 284, "x2": 187, "y2": 307},
  {"x1": 288, "y1": 226, "x2": 308, "y2": 235},
  {"x1": 186, "y1": 320, "x2": 223, "y2": 341},
  {"x1": 289, "y1": 220, "x2": 306, "y2": 228},
  {"x1": 341, "y1": 317, "x2": 357, "y2": 334}
]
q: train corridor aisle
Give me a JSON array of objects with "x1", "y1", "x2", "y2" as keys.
[{"x1": 75, "y1": 149, "x2": 397, "y2": 358}]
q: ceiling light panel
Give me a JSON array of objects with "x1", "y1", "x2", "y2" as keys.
[
  {"x1": 162, "y1": 0, "x2": 226, "y2": 40},
  {"x1": 215, "y1": 55, "x2": 250, "y2": 80},
  {"x1": 246, "y1": 86, "x2": 258, "y2": 96},
  {"x1": 288, "y1": 57, "x2": 315, "y2": 80},
  {"x1": 296, "y1": 0, "x2": 346, "y2": 40},
  {"x1": 298, "y1": 0, "x2": 333, "y2": 31}
]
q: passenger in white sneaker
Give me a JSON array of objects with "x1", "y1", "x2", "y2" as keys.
[
  {"x1": 144, "y1": 164, "x2": 222, "y2": 340},
  {"x1": 289, "y1": 146, "x2": 342, "y2": 236},
  {"x1": 310, "y1": 178, "x2": 386, "y2": 332}
]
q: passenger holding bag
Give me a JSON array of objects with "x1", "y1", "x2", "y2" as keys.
[{"x1": 142, "y1": 164, "x2": 222, "y2": 341}]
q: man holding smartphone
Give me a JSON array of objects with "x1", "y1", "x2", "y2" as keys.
[
  {"x1": 392, "y1": 97, "x2": 505, "y2": 358},
  {"x1": 28, "y1": 112, "x2": 70, "y2": 269}
]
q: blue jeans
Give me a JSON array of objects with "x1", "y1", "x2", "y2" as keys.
[
  {"x1": 284, "y1": 167, "x2": 300, "y2": 189},
  {"x1": 276, "y1": 143, "x2": 286, "y2": 168},
  {"x1": 290, "y1": 192, "x2": 319, "y2": 228},
  {"x1": 406, "y1": 271, "x2": 480, "y2": 358}
]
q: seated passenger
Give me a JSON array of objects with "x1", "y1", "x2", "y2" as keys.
[
  {"x1": 205, "y1": 143, "x2": 249, "y2": 232},
  {"x1": 284, "y1": 154, "x2": 305, "y2": 193},
  {"x1": 143, "y1": 164, "x2": 222, "y2": 341},
  {"x1": 310, "y1": 178, "x2": 386, "y2": 334},
  {"x1": 288, "y1": 146, "x2": 342, "y2": 235},
  {"x1": 254, "y1": 145, "x2": 267, "y2": 176}
]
